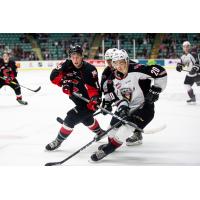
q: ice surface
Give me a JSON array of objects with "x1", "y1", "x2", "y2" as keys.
[{"x1": 0, "y1": 69, "x2": 200, "y2": 166}]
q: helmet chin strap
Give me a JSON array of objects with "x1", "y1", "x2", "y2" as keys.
[{"x1": 115, "y1": 70, "x2": 127, "y2": 80}]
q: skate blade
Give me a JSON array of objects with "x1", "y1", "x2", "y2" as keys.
[
  {"x1": 187, "y1": 102, "x2": 196, "y2": 105},
  {"x1": 126, "y1": 140, "x2": 143, "y2": 146},
  {"x1": 88, "y1": 158, "x2": 103, "y2": 164}
]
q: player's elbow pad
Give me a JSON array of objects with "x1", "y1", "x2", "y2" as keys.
[{"x1": 50, "y1": 70, "x2": 63, "y2": 87}]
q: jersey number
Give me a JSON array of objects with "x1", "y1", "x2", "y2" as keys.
[{"x1": 151, "y1": 67, "x2": 160, "y2": 76}]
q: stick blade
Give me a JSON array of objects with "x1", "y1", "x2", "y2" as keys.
[
  {"x1": 34, "y1": 86, "x2": 41, "y2": 92},
  {"x1": 45, "y1": 162, "x2": 61, "y2": 166}
]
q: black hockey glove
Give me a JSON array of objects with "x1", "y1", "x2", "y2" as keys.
[
  {"x1": 101, "y1": 99, "x2": 112, "y2": 115},
  {"x1": 117, "y1": 105, "x2": 130, "y2": 119},
  {"x1": 145, "y1": 86, "x2": 162, "y2": 104},
  {"x1": 189, "y1": 66, "x2": 199, "y2": 75},
  {"x1": 176, "y1": 63, "x2": 183, "y2": 72}
]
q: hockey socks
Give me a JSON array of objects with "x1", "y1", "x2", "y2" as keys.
[
  {"x1": 57, "y1": 124, "x2": 73, "y2": 142},
  {"x1": 87, "y1": 119, "x2": 102, "y2": 135},
  {"x1": 45, "y1": 124, "x2": 73, "y2": 151}
]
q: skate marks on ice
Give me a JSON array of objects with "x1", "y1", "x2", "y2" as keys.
[{"x1": 0, "y1": 134, "x2": 26, "y2": 140}]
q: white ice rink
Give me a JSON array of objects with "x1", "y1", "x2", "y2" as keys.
[{"x1": 0, "y1": 68, "x2": 200, "y2": 166}]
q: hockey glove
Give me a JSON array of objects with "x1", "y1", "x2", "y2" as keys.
[
  {"x1": 189, "y1": 66, "x2": 199, "y2": 75},
  {"x1": 117, "y1": 105, "x2": 130, "y2": 119},
  {"x1": 62, "y1": 80, "x2": 74, "y2": 96},
  {"x1": 101, "y1": 99, "x2": 112, "y2": 115},
  {"x1": 87, "y1": 96, "x2": 101, "y2": 111},
  {"x1": 62, "y1": 78, "x2": 79, "y2": 96},
  {"x1": 4, "y1": 76, "x2": 13, "y2": 84},
  {"x1": 176, "y1": 63, "x2": 183, "y2": 72},
  {"x1": 145, "y1": 86, "x2": 162, "y2": 104}
]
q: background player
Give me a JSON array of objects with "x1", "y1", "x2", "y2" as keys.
[
  {"x1": 0, "y1": 52, "x2": 28, "y2": 105},
  {"x1": 176, "y1": 41, "x2": 200, "y2": 103},
  {"x1": 101, "y1": 48, "x2": 118, "y2": 114}
]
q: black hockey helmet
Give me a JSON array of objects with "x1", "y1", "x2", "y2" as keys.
[{"x1": 68, "y1": 45, "x2": 83, "y2": 57}]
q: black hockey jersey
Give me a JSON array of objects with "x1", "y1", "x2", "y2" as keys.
[
  {"x1": 50, "y1": 59, "x2": 101, "y2": 107},
  {"x1": 101, "y1": 66, "x2": 115, "y2": 94},
  {"x1": 0, "y1": 58, "x2": 18, "y2": 79}
]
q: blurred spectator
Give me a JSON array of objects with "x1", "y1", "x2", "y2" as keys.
[{"x1": 0, "y1": 33, "x2": 199, "y2": 61}]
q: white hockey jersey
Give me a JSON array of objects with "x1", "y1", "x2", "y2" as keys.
[
  {"x1": 180, "y1": 52, "x2": 199, "y2": 77},
  {"x1": 105, "y1": 62, "x2": 167, "y2": 108}
]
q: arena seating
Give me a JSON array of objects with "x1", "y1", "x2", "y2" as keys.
[
  {"x1": 0, "y1": 33, "x2": 33, "y2": 60},
  {"x1": 0, "y1": 33, "x2": 199, "y2": 60}
]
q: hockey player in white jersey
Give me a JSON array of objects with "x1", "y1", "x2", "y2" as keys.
[
  {"x1": 91, "y1": 49, "x2": 167, "y2": 161},
  {"x1": 176, "y1": 41, "x2": 200, "y2": 103}
]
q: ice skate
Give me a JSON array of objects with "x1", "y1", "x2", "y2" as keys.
[
  {"x1": 45, "y1": 139, "x2": 62, "y2": 151},
  {"x1": 126, "y1": 130, "x2": 143, "y2": 146}
]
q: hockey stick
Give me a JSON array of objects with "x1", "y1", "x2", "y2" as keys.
[
  {"x1": 45, "y1": 120, "x2": 122, "y2": 166},
  {"x1": 72, "y1": 92, "x2": 143, "y2": 132},
  {"x1": 0, "y1": 76, "x2": 41, "y2": 92},
  {"x1": 56, "y1": 111, "x2": 102, "y2": 124}
]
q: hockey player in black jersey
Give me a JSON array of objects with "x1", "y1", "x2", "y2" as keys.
[
  {"x1": 45, "y1": 45, "x2": 104, "y2": 151},
  {"x1": 91, "y1": 49, "x2": 167, "y2": 161},
  {"x1": 0, "y1": 52, "x2": 28, "y2": 105},
  {"x1": 101, "y1": 48, "x2": 117, "y2": 114},
  {"x1": 176, "y1": 41, "x2": 200, "y2": 103}
]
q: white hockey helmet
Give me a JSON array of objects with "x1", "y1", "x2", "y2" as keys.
[
  {"x1": 183, "y1": 41, "x2": 191, "y2": 47},
  {"x1": 104, "y1": 48, "x2": 118, "y2": 60},
  {"x1": 112, "y1": 49, "x2": 129, "y2": 63}
]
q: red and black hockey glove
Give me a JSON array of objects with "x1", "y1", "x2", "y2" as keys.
[
  {"x1": 4, "y1": 76, "x2": 13, "y2": 84},
  {"x1": 145, "y1": 86, "x2": 162, "y2": 104},
  {"x1": 62, "y1": 80, "x2": 74, "y2": 96},
  {"x1": 87, "y1": 96, "x2": 101, "y2": 111}
]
